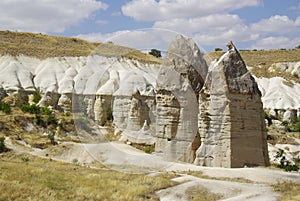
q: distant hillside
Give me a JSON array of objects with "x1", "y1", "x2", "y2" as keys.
[
  {"x1": 1, "y1": 30, "x2": 300, "y2": 79},
  {"x1": 0, "y1": 30, "x2": 161, "y2": 63},
  {"x1": 208, "y1": 49, "x2": 300, "y2": 68},
  {"x1": 208, "y1": 49, "x2": 300, "y2": 83}
]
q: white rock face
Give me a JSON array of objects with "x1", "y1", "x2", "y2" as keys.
[
  {"x1": 255, "y1": 76, "x2": 300, "y2": 110},
  {"x1": 272, "y1": 62, "x2": 300, "y2": 78},
  {"x1": 155, "y1": 35, "x2": 207, "y2": 163},
  {"x1": 195, "y1": 45, "x2": 269, "y2": 168},
  {"x1": 0, "y1": 56, "x2": 35, "y2": 91}
]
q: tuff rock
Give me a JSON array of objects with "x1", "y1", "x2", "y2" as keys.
[
  {"x1": 155, "y1": 35, "x2": 207, "y2": 162},
  {"x1": 0, "y1": 35, "x2": 273, "y2": 168},
  {"x1": 194, "y1": 42, "x2": 270, "y2": 167}
]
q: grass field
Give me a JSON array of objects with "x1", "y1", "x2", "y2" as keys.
[
  {"x1": 0, "y1": 152, "x2": 176, "y2": 201},
  {"x1": 0, "y1": 30, "x2": 161, "y2": 64},
  {"x1": 207, "y1": 49, "x2": 300, "y2": 83}
]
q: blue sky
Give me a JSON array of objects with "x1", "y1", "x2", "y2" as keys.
[{"x1": 1, "y1": 0, "x2": 300, "y2": 52}]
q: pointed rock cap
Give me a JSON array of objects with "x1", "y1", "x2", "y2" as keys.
[
  {"x1": 163, "y1": 34, "x2": 208, "y2": 93},
  {"x1": 219, "y1": 41, "x2": 261, "y2": 94}
]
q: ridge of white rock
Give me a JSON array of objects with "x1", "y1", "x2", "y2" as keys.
[{"x1": 255, "y1": 76, "x2": 300, "y2": 120}]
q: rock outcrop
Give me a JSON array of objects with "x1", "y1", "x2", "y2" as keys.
[
  {"x1": 0, "y1": 35, "x2": 272, "y2": 168},
  {"x1": 195, "y1": 42, "x2": 269, "y2": 167},
  {"x1": 155, "y1": 35, "x2": 207, "y2": 162}
]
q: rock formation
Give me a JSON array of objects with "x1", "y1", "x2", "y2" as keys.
[
  {"x1": 195, "y1": 42, "x2": 270, "y2": 167},
  {"x1": 155, "y1": 35, "x2": 207, "y2": 162},
  {"x1": 0, "y1": 35, "x2": 273, "y2": 168}
]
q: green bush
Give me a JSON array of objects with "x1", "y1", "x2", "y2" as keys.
[
  {"x1": 0, "y1": 137, "x2": 6, "y2": 153},
  {"x1": 275, "y1": 149, "x2": 300, "y2": 172},
  {"x1": 281, "y1": 117, "x2": 300, "y2": 132},
  {"x1": 32, "y1": 92, "x2": 42, "y2": 103},
  {"x1": 214, "y1": 47, "x2": 223, "y2": 51},
  {"x1": 148, "y1": 49, "x2": 161, "y2": 58},
  {"x1": 21, "y1": 104, "x2": 41, "y2": 114},
  {"x1": 46, "y1": 114, "x2": 57, "y2": 126},
  {"x1": 41, "y1": 107, "x2": 52, "y2": 115},
  {"x1": 106, "y1": 107, "x2": 113, "y2": 121},
  {"x1": 35, "y1": 114, "x2": 43, "y2": 126},
  {"x1": 0, "y1": 102, "x2": 11, "y2": 114}
]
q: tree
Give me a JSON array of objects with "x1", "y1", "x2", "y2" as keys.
[
  {"x1": 214, "y1": 48, "x2": 223, "y2": 51},
  {"x1": 149, "y1": 49, "x2": 161, "y2": 58}
]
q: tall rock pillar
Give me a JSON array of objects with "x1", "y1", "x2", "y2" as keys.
[{"x1": 195, "y1": 42, "x2": 269, "y2": 167}]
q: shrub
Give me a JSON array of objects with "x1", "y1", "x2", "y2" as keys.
[
  {"x1": 35, "y1": 114, "x2": 43, "y2": 126},
  {"x1": 32, "y1": 92, "x2": 41, "y2": 103},
  {"x1": 282, "y1": 117, "x2": 300, "y2": 132},
  {"x1": 47, "y1": 131, "x2": 55, "y2": 145},
  {"x1": 106, "y1": 107, "x2": 113, "y2": 121},
  {"x1": 149, "y1": 49, "x2": 161, "y2": 58},
  {"x1": 41, "y1": 107, "x2": 52, "y2": 115},
  {"x1": 21, "y1": 157, "x2": 30, "y2": 163},
  {"x1": 21, "y1": 104, "x2": 40, "y2": 114},
  {"x1": 0, "y1": 137, "x2": 6, "y2": 153},
  {"x1": 275, "y1": 149, "x2": 300, "y2": 172},
  {"x1": 0, "y1": 102, "x2": 11, "y2": 114},
  {"x1": 214, "y1": 48, "x2": 223, "y2": 51},
  {"x1": 46, "y1": 114, "x2": 57, "y2": 126}
]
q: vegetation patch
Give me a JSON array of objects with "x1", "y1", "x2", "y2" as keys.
[
  {"x1": 207, "y1": 49, "x2": 300, "y2": 84},
  {"x1": 273, "y1": 181, "x2": 300, "y2": 201},
  {"x1": 182, "y1": 171, "x2": 253, "y2": 184},
  {"x1": 0, "y1": 153, "x2": 177, "y2": 201},
  {"x1": 131, "y1": 143, "x2": 155, "y2": 154},
  {"x1": 0, "y1": 102, "x2": 11, "y2": 114},
  {"x1": 0, "y1": 30, "x2": 162, "y2": 64},
  {"x1": 186, "y1": 186, "x2": 223, "y2": 201}
]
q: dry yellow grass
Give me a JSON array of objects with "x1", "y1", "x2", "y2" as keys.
[
  {"x1": 186, "y1": 186, "x2": 223, "y2": 201},
  {"x1": 208, "y1": 49, "x2": 300, "y2": 68},
  {"x1": 183, "y1": 171, "x2": 253, "y2": 184},
  {"x1": 0, "y1": 152, "x2": 176, "y2": 201},
  {"x1": 0, "y1": 30, "x2": 161, "y2": 64},
  {"x1": 207, "y1": 49, "x2": 300, "y2": 83},
  {"x1": 273, "y1": 181, "x2": 300, "y2": 201}
]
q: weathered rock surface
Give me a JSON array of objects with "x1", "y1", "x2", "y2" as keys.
[
  {"x1": 272, "y1": 61, "x2": 300, "y2": 78},
  {"x1": 195, "y1": 43, "x2": 269, "y2": 168},
  {"x1": 255, "y1": 76, "x2": 300, "y2": 120},
  {"x1": 0, "y1": 36, "x2": 273, "y2": 168},
  {"x1": 155, "y1": 35, "x2": 207, "y2": 162},
  {"x1": 163, "y1": 34, "x2": 208, "y2": 93}
]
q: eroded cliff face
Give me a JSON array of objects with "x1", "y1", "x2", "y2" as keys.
[
  {"x1": 0, "y1": 36, "x2": 271, "y2": 168},
  {"x1": 195, "y1": 43, "x2": 269, "y2": 168}
]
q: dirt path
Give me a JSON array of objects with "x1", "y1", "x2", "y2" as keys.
[{"x1": 4, "y1": 138, "x2": 300, "y2": 201}]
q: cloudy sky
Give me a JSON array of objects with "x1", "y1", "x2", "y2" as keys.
[{"x1": 1, "y1": 0, "x2": 300, "y2": 52}]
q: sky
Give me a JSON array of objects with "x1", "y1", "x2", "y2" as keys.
[{"x1": 1, "y1": 0, "x2": 300, "y2": 52}]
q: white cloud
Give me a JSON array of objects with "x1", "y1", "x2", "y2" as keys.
[
  {"x1": 251, "y1": 36, "x2": 300, "y2": 50},
  {"x1": 154, "y1": 14, "x2": 243, "y2": 35},
  {"x1": 251, "y1": 15, "x2": 300, "y2": 34},
  {"x1": 194, "y1": 25, "x2": 259, "y2": 47},
  {"x1": 122, "y1": 0, "x2": 262, "y2": 21},
  {"x1": 76, "y1": 29, "x2": 181, "y2": 51},
  {"x1": 0, "y1": 0, "x2": 108, "y2": 33}
]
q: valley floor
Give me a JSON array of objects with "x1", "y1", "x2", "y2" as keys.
[{"x1": 2, "y1": 138, "x2": 300, "y2": 201}]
